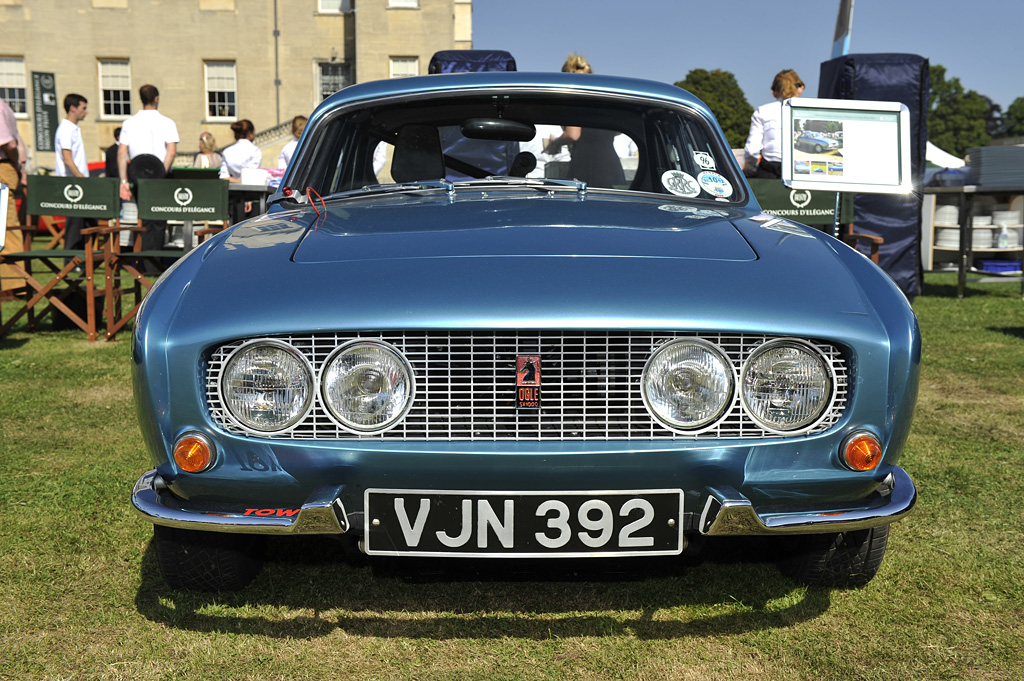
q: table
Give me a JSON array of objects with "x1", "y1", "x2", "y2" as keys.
[{"x1": 922, "y1": 185, "x2": 1024, "y2": 299}]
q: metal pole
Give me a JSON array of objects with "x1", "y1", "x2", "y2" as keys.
[
  {"x1": 273, "y1": 0, "x2": 281, "y2": 126},
  {"x1": 833, "y1": 191, "x2": 841, "y2": 239}
]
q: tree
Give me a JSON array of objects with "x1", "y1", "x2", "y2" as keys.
[
  {"x1": 675, "y1": 69, "x2": 753, "y2": 148},
  {"x1": 1003, "y1": 97, "x2": 1024, "y2": 138},
  {"x1": 928, "y1": 64, "x2": 991, "y2": 156}
]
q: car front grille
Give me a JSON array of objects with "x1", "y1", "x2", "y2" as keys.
[{"x1": 206, "y1": 331, "x2": 848, "y2": 441}]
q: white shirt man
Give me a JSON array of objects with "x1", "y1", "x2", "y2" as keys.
[
  {"x1": 117, "y1": 85, "x2": 179, "y2": 251},
  {"x1": 55, "y1": 96, "x2": 89, "y2": 178},
  {"x1": 117, "y1": 85, "x2": 179, "y2": 203},
  {"x1": 55, "y1": 95, "x2": 91, "y2": 251}
]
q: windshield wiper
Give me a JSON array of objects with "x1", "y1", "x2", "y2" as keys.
[{"x1": 453, "y1": 176, "x2": 588, "y2": 197}]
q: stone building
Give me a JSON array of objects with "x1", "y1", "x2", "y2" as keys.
[{"x1": 0, "y1": 0, "x2": 472, "y2": 171}]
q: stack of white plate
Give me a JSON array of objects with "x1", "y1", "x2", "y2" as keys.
[
  {"x1": 992, "y1": 209, "x2": 1022, "y2": 226},
  {"x1": 935, "y1": 205, "x2": 959, "y2": 225},
  {"x1": 935, "y1": 228, "x2": 960, "y2": 248},
  {"x1": 973, "y1": 228, "x2": 994, "y2": 249},
  {"x1": 971, "y1": 215, "x2": 992, "y2": 227}
]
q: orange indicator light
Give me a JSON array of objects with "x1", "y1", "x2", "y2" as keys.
[
  {"x1": 174, "y1": 434, "x2": 213, "y2": 473},
  {"x1": 843, "y1": 432, "x2": 882, "y2": 472}
]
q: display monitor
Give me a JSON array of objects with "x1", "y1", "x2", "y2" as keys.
[{"x1": 781, "y1": 98, "x2": 912, "y2": 194}]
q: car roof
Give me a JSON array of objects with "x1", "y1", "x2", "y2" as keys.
[{"x1": 314, "y1": 71, "x2": 716, "y2": 123}]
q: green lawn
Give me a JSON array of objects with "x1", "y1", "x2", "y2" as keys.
[{"x1": 1, "y1": 273, "x2": 1022, "y2": 680}]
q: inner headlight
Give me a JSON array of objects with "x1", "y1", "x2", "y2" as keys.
[
  {"x1": 321, "y1": 341, "x2": 414, "y2": 432},
  {"x1": 741, "y1": 340, "x2": 832, "y2": 431},
  {"x1": 221, "y1": 341, "x2": 313, "y2": 432},
  {"x1": 642, "y1": 339, "x2": 734, "y2": 430}
]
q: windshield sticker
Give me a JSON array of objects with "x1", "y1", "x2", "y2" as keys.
[
  {"x1": 661, "y1": 170, "x2": 701, "y2": 197},
  {"x1": 693, "y1": 151, "x2": 716, "y2": 170},
  {"x1": 697, "y1": 171, "x2": 733, "y2": 198}
]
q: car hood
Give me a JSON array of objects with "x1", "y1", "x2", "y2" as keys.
[
  {"x1": 177, "y1": 192, "x2": 883, "y2": 340},
  {"x1": 289, "y1": 194, "x2": 756, "y2": 263}
]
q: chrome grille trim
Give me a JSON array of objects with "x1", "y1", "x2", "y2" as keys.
[{"x1": 206, "y1": 332, "x2": 848, "y2": 441}]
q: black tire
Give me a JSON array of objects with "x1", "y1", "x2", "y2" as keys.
[
  {"x1": 153, "y1": 525, "x2": 265, "y2": 591},
  {"x1": 813, "y1": 144, "x2": 823, "y2": 153},
  {"x1": 778, "y1": 524, "x2": 889, "y2": 588}
]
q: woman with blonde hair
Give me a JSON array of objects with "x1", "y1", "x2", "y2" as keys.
[
  {"x1": 278, "y1": 115, "x2": 307, "y2": 170},
  {"x1": 544, "y1": 53, "x2": 625, "y2": 187},
  {"x1": 744, "y1": 69, "x2": 805, "y2": 178},
  {"x1": 192, "y1": 131, "x2": 222, "y2": 169}
]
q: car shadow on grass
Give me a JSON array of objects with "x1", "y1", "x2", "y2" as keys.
[{"x1": 134, "y1": 534, "x2": 832, "y2": 640}]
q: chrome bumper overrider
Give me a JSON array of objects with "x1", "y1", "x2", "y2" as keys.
[
  {"x1": 131, "y1": 470, "x2": 350, "y2": 535},
  {"x1": 699, "y1": 467, "x2": 916, "y2": 536}
]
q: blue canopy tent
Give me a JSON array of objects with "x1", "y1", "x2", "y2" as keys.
[
  {"x1": 818, "y1": 53, "x2": 930, "y2": 298},
  {"x1": 428, "y1": 50, "x2": 520, "y2": 181}
]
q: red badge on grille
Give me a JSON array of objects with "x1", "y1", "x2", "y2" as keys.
[{"x1": 516, "y1": 355, "x2": 541, "y2": 409}]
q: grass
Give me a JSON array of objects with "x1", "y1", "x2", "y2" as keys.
[{"x1": 1, "y1": 272, "x2": 1023, "y2": 680}]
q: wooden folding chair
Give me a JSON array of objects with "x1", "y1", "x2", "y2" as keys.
[
  {"x1": 0, "y1": 225, "x2": 109, "y2": 341},
  {"x1": 102, "y1": 219, "x2": 185, "y2": 341},
  {"x1": 844, "y1": 223, "x2": 884, "y2": 264}
]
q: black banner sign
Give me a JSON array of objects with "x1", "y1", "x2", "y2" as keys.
[
  {"x1": 31, "y1": 72, "x2": 58, "y2": 153},
  {"x1": 136, "y1": 179, "x2": 229, "y2": 220},
  {"x1": 748, "y1": 179, "x2": 853, "y2": 226},
  {"x1": 27, "y1": 176, "x2": 120, "y2": 218}
]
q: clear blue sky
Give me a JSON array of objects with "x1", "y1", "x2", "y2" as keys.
[{"x1": 473, "y1": 0, "x2": 1022, "y2": 112}]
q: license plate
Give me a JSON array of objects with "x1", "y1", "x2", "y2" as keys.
[{"x1": 364, "y1": 489, "x2": 684, "y2": 558}]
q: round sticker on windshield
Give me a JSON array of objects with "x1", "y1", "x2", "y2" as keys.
[
  {"x1": 661, "y1": 170, "x2": 701, "y2": 198},
  {"x1": 697, "y1": 171, "x2": 733, "y2": 198}
]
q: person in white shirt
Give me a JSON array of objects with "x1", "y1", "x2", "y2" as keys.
[
  {"x1": 220, "y1": 119, "x2": 262, "y2": 222},
  {"x1": 117, "y1": 84, "x2": 180, "y2": 250},
  {"x1": 54, "y1": 93, "x2": 90, "y2": 250},
  {"x1": 520, "y1": 124, "x2": 571, "y2": 179},
  {"x1": 277, "y1": 115, "x2": 307, "y2": 171},
  {"x1": 743, "y1": 69, "x2": 805, "y2": 179}
]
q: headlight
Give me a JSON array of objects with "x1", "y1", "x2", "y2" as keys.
[
  {"x1": 642, "y1": 339, "x2": 734, "y2": 430},
  {"x1": 321, "y1": 341, "x2": 414, "y2": 432},
  {"x1": 741, "y1": 340, "x2": 832, "y2": 432},
  {"x1": 221, "y1": 341, "x2": 313, "y2": 432}
]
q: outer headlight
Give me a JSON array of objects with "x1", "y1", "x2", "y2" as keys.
[
  {"x1": 642, "y1": 339, "x2": 734, "y2": 431},
  {"x1": 221, "y1": 341, "x2": 314, "y2": 432},
  {"x1": 741, "y1": 340, "x2": 832, "y2": 432},
  {"x1": 321, "y1": 341, "x2": 414, "y2": 433}
]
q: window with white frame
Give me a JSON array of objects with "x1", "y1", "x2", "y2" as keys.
[
  {"x1": 0, "y1": 57, "x2": 27, "y2": 115},
  {"x1": 98, "y1": 59, "x2": 132, "y2": 118},
  {"x1": 389, "y1": 57, "x2": 418, "y2": 79},
  {"x1": 318, "y1": 62, "x2": 352, "y2": 101},
  {"x1": 318, "y1": 0, "x2": 351, "y2": 11},
  {"x1": 205, "y1": 61, "x2": 237, "y2": 120}
]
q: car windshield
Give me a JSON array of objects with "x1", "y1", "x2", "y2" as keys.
[{"x1": 287, "y1": 90, "x2": 742, "y2": 203}]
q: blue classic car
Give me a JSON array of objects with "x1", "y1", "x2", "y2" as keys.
[
  {"x1": 131, "y1": 72, "x2": 918, "y2": 591},
  {"x1": 795, "y1": 131, "x2": 842, "y2": 154}
]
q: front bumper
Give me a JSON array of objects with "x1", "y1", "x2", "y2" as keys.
[{"x1": 131, "y1": 466, "x2": 916, "y2": 538}]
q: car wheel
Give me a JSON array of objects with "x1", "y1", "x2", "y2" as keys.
[
  {"x1": 153, "y1": 525, "x2": 265, "y2": 591},
  {"x1": 777, "y1": 525, "x2": 889, "y2": 588},
  {"x1": 813, "y1": 144, "x2": 823, "y2": 153}
]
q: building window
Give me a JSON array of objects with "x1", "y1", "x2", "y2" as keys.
[
  {"x1": 98, "y1": 59, "x2": 131, "y2": 118},
  {"x1": 205, "y1": 61, "x2": 237, "y2": 120},
  {"x1": 318, "y1": 0, "x2": 351, "y2": 11},
  {"x1": 388, "y1": 0, "x2": 418, "y2": 7},
  {"x1": 0, "y1": 57, "x2": 27, "y2": 115},
  {"x1": 318, "y1": 62, "x2": 351, "y2": 101},
  {"x1": 389, "y1": 57, "x2": 418, "y2": 79}
]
